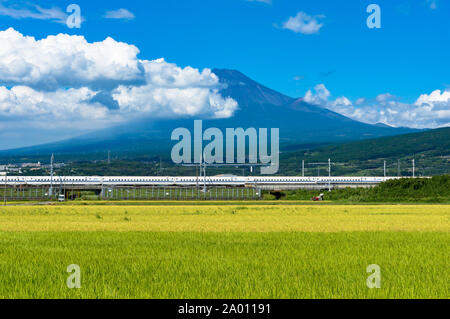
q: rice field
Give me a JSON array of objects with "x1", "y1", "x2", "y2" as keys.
[{"x1": 0, "y1": 204, "x2": 448, "y2": 299}]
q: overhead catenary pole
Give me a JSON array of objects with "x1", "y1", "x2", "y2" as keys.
[
  {"x1": 328, "y1": 158, "x2": 331, "y2": 192},
  {"x1": 196, "y1": 163, "x2": 199, "y2": 189},
  {"x1": 49, "y1": 153, "x2": 54, "y2": 197},
  {"x1": 200, "y1": 151, "x2": 206, "y2": 194},
  {"x1": 309, "y1": 160, "x2": 333, "y2": 191},
  {"x1": 3, "y1": 171, "x2": 6, "y2": 206},
  {"x1": 302, "y1": 160, "x2": 305, "y2": 177},
  {"x1": 203, "y1": 154, "x2": 207, "y2": 194},
  {"x1": 412, "y1": 159, "x2": 415, "y2": 177}
]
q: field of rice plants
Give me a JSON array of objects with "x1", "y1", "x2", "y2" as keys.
[{"x1": 0, "y1": 204, "x2": 448, "y2": 299}]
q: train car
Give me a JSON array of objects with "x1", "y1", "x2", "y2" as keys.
[{"x1": 3, "y1": 175, "x2": 403, "y2": 187}]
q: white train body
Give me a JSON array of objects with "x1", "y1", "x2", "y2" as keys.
[{"x1": 1, "y1": 176, "x2": 402, "y2": 187}]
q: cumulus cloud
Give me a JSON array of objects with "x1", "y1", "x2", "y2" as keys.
[
  {"x1": 0, "y1": 28, "x2": 145, "y2": 90},
  {"x1": 0, "y1": 28, "x2": 238, "y2": 147},
  {"x1": 415, "y1": 90, "x2": 450, "y2": 105},
  {"x1": 112, "y1": 59, "x2": 237, "y2": 118},
  {"x1": 0, "y1": 86, "x2": 113, "y2": 126},
  {"x1": 303, "y1": 84, "x2": 450, "y2": 129},
  {"x1": 281, "y1": 12, "x2": 324, "y2": 35},
  {"x1": 304, "y1": 84, "x2": 330, "y2": 105},
  {"x1": 103, "y1": 8, "x2": 135, "y2": 20}
]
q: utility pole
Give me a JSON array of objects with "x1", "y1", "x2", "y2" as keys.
[
  {"x1": 384, "y1": 160, "x2": 386, "y2": 177},
  {"x1": 302, "y1": 160, "x2": 305, "y2": 177},
  {"x1": 397, "y1": 159, "x2": 401, "y2": 177},
  {"x1": 49, "y1": 153, "x2": 54, "y2": 197},
  {"x1": 196, "y1": 164, "x2": 199, "y2": 189},
  {"x1": 309, "y1": 160, "x2": 333, "y2": 191},
  {"x1": 412, "y1": 159, "x2": 415, "y2": 178},
  {"x1": 2, "y1": 172, "x2": 6, "y2": 206},
  {"x1": 328, "y1": 158, "x2": 331, "y2": 192},
  {"x1": 202, "y1": 153, "x2": 207, "y2": 194}
]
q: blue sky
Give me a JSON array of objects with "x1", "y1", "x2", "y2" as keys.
[{"x1": 0, "y1": 0, "x2": 448, "y2": 148}]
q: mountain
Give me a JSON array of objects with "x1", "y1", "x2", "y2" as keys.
[
  {"x1": 0, "y1": 69, "x2": 418, "y2": 159},
  {"x1": 212, "y1": 69, "x2": 294, "y2": 107}
]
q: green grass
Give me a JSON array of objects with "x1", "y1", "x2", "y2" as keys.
[
  {"x1": 269, "y1": 175, "x2": 450, "y2": 203},
  {"x1": 0, "y1": 231, "x2": 447, "y2": 299},
  {"x1": 0, "y1": 204, "x2": 448, "y2": 299}
]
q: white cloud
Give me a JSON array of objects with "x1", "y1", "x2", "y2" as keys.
[
  {"x1": 0, "y1": 86, "x2": 115, "y2": 129},
  {"x1": 282, "y1": 12, "x2": 324, "y2": 35},
  {"x1": 415, "y1": 89, "x2": 450, "y2": 105},
  {"x1": 0, "y1": 28, "x2": 144, "y2": 90},
  {"x1": 0, "y1": 28, "x2": 238, "y2": 144},
  {"x1": 0, "y1": 2, "x2": 67, "y2": 24},
  {"x1": 332, "y1": 96, "x2": 352, "y2": 107},
  {"x1": 303, "y1": 84, "x2": 450, "y2": 129},
  {"x1": 104, "y1": 8, "x2": 135, "y2": 20},
  {"x1": 304, "y1": 84, "x2": 330, "y2": 105},
  {"x1": 112, "y1": 59, "x2": 237, "y2": 119}
]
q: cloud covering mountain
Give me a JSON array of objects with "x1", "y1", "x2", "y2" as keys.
[{"x1": 0, "y1": 28, "x2": 237, "y2": 147}]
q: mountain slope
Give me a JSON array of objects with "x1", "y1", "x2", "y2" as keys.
[
  {"x1": 0, "y1": 69, "x2": 418, "y2": 158},
  {"x1": 16, "y1": 127, "x2": 448, "y2": 177},
  {"x1": 280, "y1": 127, "x2": 450, "y2": 176},
  {"x1": 300, "y1": 126, "x2": 450, "y2": 161},
  {"x1": 212, "y1": 69, "x2": 294, "y2": 107}
]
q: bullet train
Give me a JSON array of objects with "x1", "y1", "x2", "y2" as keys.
[{"x1": 1, "y1": 175, "x2": 402, "y2": 187}]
